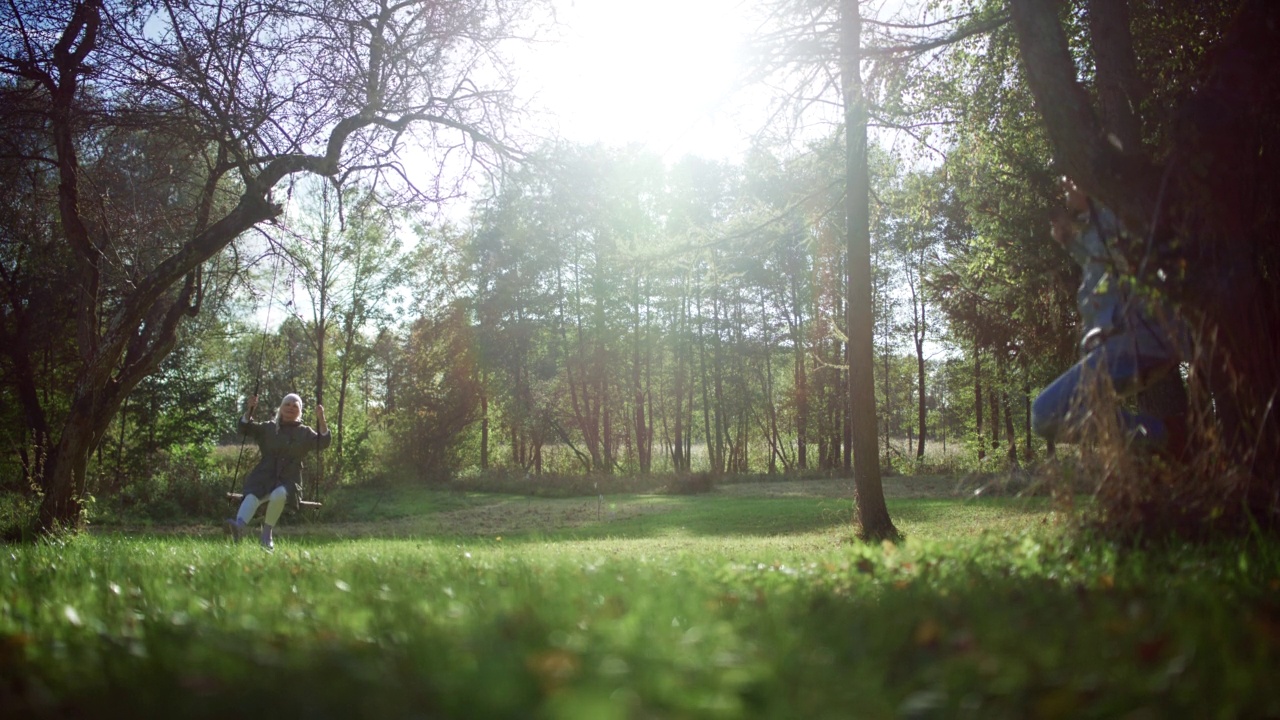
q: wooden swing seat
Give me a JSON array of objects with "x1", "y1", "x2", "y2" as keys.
[{"x1": 226, "y1": 492, "x2": 322, "y2": 508}]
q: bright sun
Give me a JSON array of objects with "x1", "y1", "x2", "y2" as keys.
[{"x1": 520, "y1": 0, "x2": 755, "y2": 161}]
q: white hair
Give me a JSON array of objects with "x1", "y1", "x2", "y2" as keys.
[{"x1": 273, "y1": 393, "x2": 304, "y2": 424}]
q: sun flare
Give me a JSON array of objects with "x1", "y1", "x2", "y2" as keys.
[{"x1": 521, "y1": 0, "x2": 754, "y2": 160}]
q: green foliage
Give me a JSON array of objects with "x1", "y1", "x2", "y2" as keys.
[
  {"x1": 7, "y1": 0, "x2": 1266, "y2": 543},
  {"x1": 385, "y1": 307, "x2": 482, "y2": 482},
  {"x1": 0, "y1": 489, "x2": 39, "y2": 542},
  {"x1": 101, "y1": 442, "x2": 230, "y2": 524}
]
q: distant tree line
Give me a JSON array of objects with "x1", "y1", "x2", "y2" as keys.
[{"x1": 4, "y1": 0, "x2": 1275, "y2": 539}]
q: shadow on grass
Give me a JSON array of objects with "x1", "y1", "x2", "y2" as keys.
[
  {"x1": 886, "y1": 496, "x2": 1052, "y2": 523},
  {"x1": 98, "y1": 490, "x2": 1055, "y2": 548},
  {"x1": 15, "y1": 515, "x2": 1278, "y2": 720}
]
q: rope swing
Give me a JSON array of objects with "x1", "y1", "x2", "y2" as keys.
[{"x1": 226, "y1": 253, "x2": 323, "y2": 510}]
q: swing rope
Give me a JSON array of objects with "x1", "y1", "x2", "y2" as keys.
[
  {"x1": 224, "y1": 253, "x2": 325, "y2": 511},
  {"x1": 227, "y1": 254, "x2": 283, "y2": 498},
  {"x1": 312, "y1": 384, "x2": 324, "y2": 507},
  {"x1": 301, "y1": 400, "x2": 324, "y2": 519}
]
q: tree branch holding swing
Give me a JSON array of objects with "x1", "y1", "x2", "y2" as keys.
[{"x1": 0, "y1": 0, "x2": 539, "y2": 534}]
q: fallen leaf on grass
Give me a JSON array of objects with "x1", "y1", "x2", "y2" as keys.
[{"x1": 526, "y1": 649, "x2": 580, "y2": 692}]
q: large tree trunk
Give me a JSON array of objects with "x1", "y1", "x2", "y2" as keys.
[
  {"x1": 40, "y1": 393, "x2": 108, "y2": 531},
  {"x1": 1085, "y1": 0, "x2": 1144, "y2": 152},
  {"x1": 1085, "y1": 0, "x2": 1191, "y2": 433},
  {"x1": 1009, "y1": 0, "x2": 1280, "y2": 470},
  {"x1": 842, "y1": 0, "x2": 897, "y2": 540},
  {"x1": 39, "y1": 275, "x2": 204, "y2": 530}
]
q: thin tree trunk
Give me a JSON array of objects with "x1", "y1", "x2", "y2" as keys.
[
  {"x1": 697, "y1": 293, "x2": 714, "y2": 474},
  {"x1": 1023, "y1": 362, "x2": 1032, "y2": 461},
  {"x1": 842, "y1": 291, "x2": 852, "y2": 472},
  {"x1": 990, "y1": 376, "x2": 1000, "y2": 451},
  {"x1": 999, "y1": 352, "x2": 1019, "y2": 469},
  {"x1": 113, "y1": 396, "x2": 127, "y2": 494},
  {"x1": 975, "y1": 346, "x2": 985, "y2": 462},
  {"x1": 480, "y1": 386, "x2": 489, "y2": 470},
  {"x1": 632, "y1": 277, "x2": 650, "y2": 474},
  {"x1": 786, "y1": 271, "x2": 812, "y2": 471},
  {"x1": 842, "y1": 0, "x2": 896, "y2": 539},
  {"x1": 712, "y1": 295, "x2": 727, "y2": 474},
  {"x1": 913, "y1": 277, "x2": 927, "y2": 460}
]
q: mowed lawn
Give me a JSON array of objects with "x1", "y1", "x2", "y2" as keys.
[{"x1": 3, "y1": 478, "x2": 1278, "y2": 719}]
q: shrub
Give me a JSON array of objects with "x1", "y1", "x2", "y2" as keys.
[
  {"x1": 1047, "y1": 365, "x2": 1280, "y2": 542},
  {"x1": 665, "y1": 471, "x2": 715, "y2": 495}
]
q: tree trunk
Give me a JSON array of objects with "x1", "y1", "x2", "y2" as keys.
[
  {"x1": 787, "y1": 271, "x2": 812, "y2": 471},
  {"x1": 842, "y1": 0, "x2": 897, "y2": 540},
  {"x1": 1010, "y1": 0, "x2": 1280, "y2": 469},
  {"x1": 843, "y1": 305, "x2": 852, "y2": 472},
  {"x1": 632, "y1": 277, "x2": 650, "y2": 474},
  {"x1": 39, "y1": 393, "x2": 107, "y2": 531},
  {"x1": 712, "y1": 296, "x2": 727, "y2": 474},
  {"x1": 989, "y1": 375, "x2": 1000, "y2": 452},
  {"x1": 314, "y1": 276, "x2": 327, "y2": 494},
  {"x1": 1004, "y1": 389, "x2": 1019, "y2": 469},
  {"x1": 697, "y1": 292, "x2": 719, "y2": 475},
  {"x1": 914, "y1": 303, "x2": 927, "y2": 461},
  {"x1": 673, "y1": 343, "x2": 687, "y2": 471},
  {"x1": 761, "y1": 289, "x2": 783, "y2": 473},
  {"x1": 480, "y1": 387, "x2": 489, "y2": 470},
  {"x1": 1023, "y1": 367, "x2": 1033, "y2": 461},
  {"x1": 39, "y1": 265, "x2": 212, "y2": 531},
  {"x1": 975, "y1": 346, "x2": 985, "y2": 461},
  {"x1": 879, "y1": 286, "x2": 892, "y2": 464},
  {"x1": 999, "y1": 352, "x2": 1019, "y2": 469},
  {"x1": 1085, "y1": 0, "x2": 1143, "y2": 152},
  {"x1": 565, "y1": 293, "x2": 602, "y2": 470},
  {"x1": 795, "y1": 354, "x2": 808, "y2": 470}
]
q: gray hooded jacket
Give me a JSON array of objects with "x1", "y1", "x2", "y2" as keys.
[{"x1": 237, "y1": 417, "x2": 331, "y2": 502}]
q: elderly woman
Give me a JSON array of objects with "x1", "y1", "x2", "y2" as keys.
[{"x1": 226, "y1": 393, "x2": 330, "y2": 550}]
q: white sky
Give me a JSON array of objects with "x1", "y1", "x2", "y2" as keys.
[{"x1": 518, "y1": 0, "x2": 760, "y2": 162}]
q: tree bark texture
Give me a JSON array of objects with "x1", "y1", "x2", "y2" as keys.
[
  {"x1": 1010, "y1": 0, "x2": 1280, "y2": 470},
  {"x1": 842, "y1": 0, "x2": 897, "y2": 540}
]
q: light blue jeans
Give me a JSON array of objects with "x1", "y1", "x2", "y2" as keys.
[
  {"x1": 1032, "y1": 328, "x2": 1181, "y2": 446},
  {"x1": 235, "y1": 485, "x2": 288, "y2": 527}
]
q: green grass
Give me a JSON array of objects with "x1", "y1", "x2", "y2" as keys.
[{"x1": 3, "y1": 485, "x2": 1278, "y2": 719}]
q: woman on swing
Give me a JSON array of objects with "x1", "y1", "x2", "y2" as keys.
[{"x1": 226, "y1": 393, "x2": 330, "y2": 550}]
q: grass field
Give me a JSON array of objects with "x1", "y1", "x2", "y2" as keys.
[{"x1": 3, "y1": 477, "x2": 1278, "y2": 719}]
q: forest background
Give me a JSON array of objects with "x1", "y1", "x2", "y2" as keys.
[{"x1": 1, "y1": 0, "x2": 1272, "y2": 537}]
